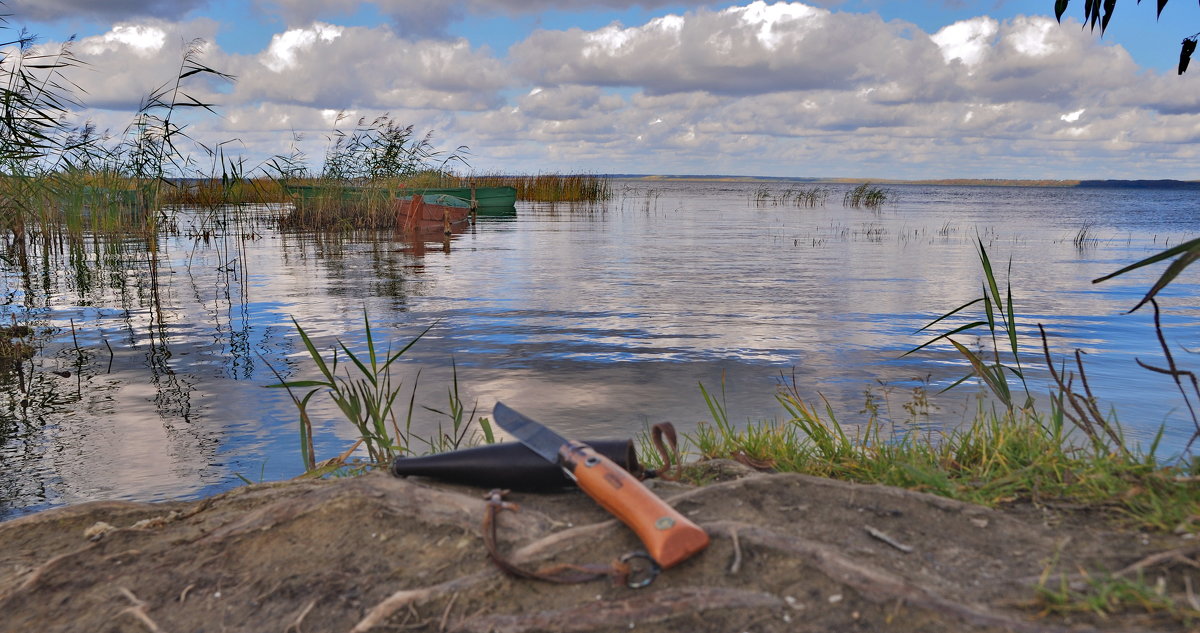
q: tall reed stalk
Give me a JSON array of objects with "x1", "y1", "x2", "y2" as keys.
[
  {"x1": 268, "y1": 314, "x2": 495, "y2": 473},
  {"x1": 905, "y1": 239, "x2": 1032, "y2": 412}
]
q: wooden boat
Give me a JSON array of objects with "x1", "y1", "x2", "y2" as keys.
[
  {"x1": 283, "y1": 183, "x2": 369, "y2": 201},
  {"x1": 409, "y1": 186, "x2": 517, "y2": 211},
  {"x1": 284, "y1": 183, "x2": 517, "y2": 211},
  {"x1": 395, "y1": 194, "x2": 472, "y2": 234}
]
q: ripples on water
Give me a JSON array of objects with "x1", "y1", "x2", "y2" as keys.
[{"x1": 1, "y1": 182, "x2": 1197, "y2": 518}]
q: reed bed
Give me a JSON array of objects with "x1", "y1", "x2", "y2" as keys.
[
  {"x1": 276, "y1": 182, "x2": 404, "y2": 230},
  {"x1": 160, "y1": 177, "x2": 291, "y2": 206},
  {"x1": 452, "y1": 173, "x2": 613, "y2": 203},
  {"x1": 163, "y1": 172, "x2": 614, "y2": 208},
  {"x1": 843, "y1": 182, "x2": 891, "y2": 209},
  {"x1": 752, "y1": 185, "x2": 829, "y2": 208}
]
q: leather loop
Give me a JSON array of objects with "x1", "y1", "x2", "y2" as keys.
[
  {"x1": 649, "y1": 422, "x2": 682, "y2": 481},
  {"x1": 481, "y1": 489, "x2": 654, "y2": 588}
]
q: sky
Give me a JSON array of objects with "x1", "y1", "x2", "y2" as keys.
[{"x1": 11, "y1": 0, "x2": 1200, "y2": 179}]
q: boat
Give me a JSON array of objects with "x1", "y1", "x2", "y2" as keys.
[
  {"x1": 283, "y1": 182, "x2": 371, "y2": 201},
  {"x1": 284, "y1": 183, "x2": 518, "y2": 212},
  {"x1": 408, "y1": 186, "x2": 517, "y2": 212},
  {"x1": 395, "y1": 193, "x2": 472, "y2": 234}
]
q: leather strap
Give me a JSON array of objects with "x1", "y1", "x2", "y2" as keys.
[
  {"x1": 481, "y1": 489, "x2": 658, "y2": 588},
  {"x1": 649, "y1": 422, "x2": 682, "y2": 481}
]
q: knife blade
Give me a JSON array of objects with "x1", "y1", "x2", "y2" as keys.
[{"x1": 492, "y1": 402, "x2": 709, "y2": 569}]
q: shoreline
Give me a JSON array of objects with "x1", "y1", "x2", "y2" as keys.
[{"x1": 2, "y1": 467, "x2": 1197, "y2": 632}]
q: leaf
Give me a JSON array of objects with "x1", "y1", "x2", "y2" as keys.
[
  {"x1": 1056, "y1": 0, "x2": 1071, "y2": 21},
  {"x1": 949, "y1": 339, "x2": 1012, "y2": 408},
  {"x1": 1157, "y1": 0, "x2": 1168, "y2": 18},
  {"x1": 1180, "y1": 37, "x2": 1197, "y2": 75},
  {"x1": 265, "y1": 380, "x2": 331, "y2": 388},
  {"x1": 291, "y1": 318, "x2": 336, "y2": 382},
  {"x1": 1128, "y1": 247, "x2": 1200, "y2": 313},
  {"x1": 1100, "y1": 0, "x2": 1116, "y2": 34},
  {"x1": 1093, "y1": 236, "x2": 1200, "y2": 283},
  {"x1": 901, "y1": 320, "x2": 991, "y2": 357},
  {"x1": 913, "y1": 297, "x2": 987, "y2": 334}
]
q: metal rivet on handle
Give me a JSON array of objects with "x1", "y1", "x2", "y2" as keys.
[{"x1": 655, "y1": 517, "x2": 675, "y2": 530}]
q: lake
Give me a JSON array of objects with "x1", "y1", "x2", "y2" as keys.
[{"x1": 1, "y1": 180, "x2": 1197, "y2": 520}]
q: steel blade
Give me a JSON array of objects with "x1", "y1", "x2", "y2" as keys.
[{"x1": 492, "y1": 402, "x2": 570, "y2": 465}]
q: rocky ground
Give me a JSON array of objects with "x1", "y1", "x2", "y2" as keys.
[{"x1": 1, "y1": 462, "x2": 1197, "y2": 632}]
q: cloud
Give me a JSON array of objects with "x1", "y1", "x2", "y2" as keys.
[
  {"x1": 255, "y1": 0, "x2": 465, "y2": 37},
  {"x1": 224, "y1": 22, "x2": 509, "y2": 111},
  {"x1": 517, "y1": 85, "x2": 624, "y2": 121},
  {"x1": 510, "y1": 2, "x2": 952, "y2": 97},
  {"x1": 59, "y1": 19, "x2": 226, "y2": 111},
  {"x1": 8, "y1": 0, "x2": 208, "y2": 22},
  {"x1": 932, "y1": 16, "x2": 998, "y2": 66},
  {"x1": 253, "y1": 0, "x2": 709, "y2": 35},
  {"x1": 39, "y1": 2, "x2": 1200, "y2": 179}
]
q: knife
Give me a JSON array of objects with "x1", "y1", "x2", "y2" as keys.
[{"x1": 492, "y1": 402, "x2": 709, "y2": 569}]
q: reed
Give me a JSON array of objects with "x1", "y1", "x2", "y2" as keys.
[
  {"x1": 277, "y1": 180, "x2": 402, "y2": 231},
  {"x1": 269, "y1": 113, "x2": 475, "y2": 229},
  {"x1": 751, "y1": 185, "x2": 829, "y2": 208},
  {"x1": 905, "y1": 239, "x2": 1032, "y2": 412},
  {"x1": 0, "y1": 18, "x2": 237, "y2": 242},
  {"x1": 640, "y1": 237, "x2": 1199, "y2": 534},
  {"x1": 843, "y1": 182, "x2": 890, "y2": 209},
  {"x1": 459, "y1": 172, "x2": 612, "y2": 203},
  {"x1": 159, "y1": 177, "x2": 291, "y2": 206},
  {"x1": 0, "y1": 323, "x2": 34, "y2": 374},
  {"x1": 268, "y1": 314, "x2": 494, "y2": 474},
  {"x1": 1072, "y1": 223, "x2": 1102, "y2": 249}
]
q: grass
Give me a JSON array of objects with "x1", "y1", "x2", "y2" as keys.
[
  {"x1": 1035, "y1": 567, "x2": 1200, "y2": 622},
  {"x1": 652, "y1": 379, "x2": 1200, "y2": 533}
]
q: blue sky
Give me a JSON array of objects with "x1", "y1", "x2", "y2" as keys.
[{"x1": 11, "y1": 1, "x2": 1200, "y2": 179}]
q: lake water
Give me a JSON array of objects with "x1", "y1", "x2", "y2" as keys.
[{"x1": 1, "y1": 180, "x2": 1198, "y2": 520}]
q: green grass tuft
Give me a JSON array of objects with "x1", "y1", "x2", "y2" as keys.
[{"x1": 650, "y1": 381, "x2": 1199, "y2": 532}]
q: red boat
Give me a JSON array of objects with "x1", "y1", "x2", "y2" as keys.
[{"x1": 394, "y1": 194, "x2": 473, "y2": 234}]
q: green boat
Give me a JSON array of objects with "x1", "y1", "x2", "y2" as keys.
[
  {"x1": 284, "y1": 184, "x2": 517, "y2": 212},
  {"x1": 283, "y1": 183, "x2": 381, "y2": 201},
  {"x1": 409, "y1": 186, "x2": 517, "y2": 212}
]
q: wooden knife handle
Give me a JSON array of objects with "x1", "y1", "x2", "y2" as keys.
[{"x1": 560, "y1": 441, "x2": 709, "y2": 569}]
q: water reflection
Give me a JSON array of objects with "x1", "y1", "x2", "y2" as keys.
[{"x1": 1, "y1": 184, "x2": 1198, "y2": 519}]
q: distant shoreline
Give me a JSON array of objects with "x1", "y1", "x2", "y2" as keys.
[{"x1": 614, "y1": 175, "x2": 1200, "y2": 189}]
